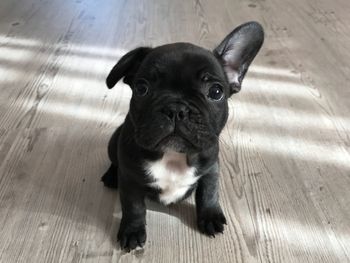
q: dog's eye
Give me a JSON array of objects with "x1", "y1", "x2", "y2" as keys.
[
  {"x1": 134, "y1": 84, "x2": 149, "y2": 96},
  {"x1": 208, "y1": 84, "x2": 224, "y2": 101}
]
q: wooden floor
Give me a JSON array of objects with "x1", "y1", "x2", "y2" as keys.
[{"x1": 0, "y1": 0, "x2": 350, "y2": 262}]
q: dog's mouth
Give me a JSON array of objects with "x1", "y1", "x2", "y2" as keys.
[
  {"x1": 155, "y1": 132, "x2": 197, "y2": 153},
  {"x1": 133, "y1": 113, "x2": 215, "y2": 153}
]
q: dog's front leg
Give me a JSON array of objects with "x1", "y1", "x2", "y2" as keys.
[
  {"x1": 195, "y1": 169, "x2": 227, "y2": 237},
  {"x1": 117, "y1": 178, "x2": 146, "y2": 251}
]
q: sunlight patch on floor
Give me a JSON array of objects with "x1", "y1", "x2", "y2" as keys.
[
  {"x1": 36, "y1": 100, "x2": 126, "y2": 124},
  {"x1": 236, "y1": 129, "x2": 350, "y2": 168},
  {"x1": 243, "y1": 78, "x2": 318, "y2": 99},
  {"x1": 0, "y1": 34, "x2": 126, "y2": 62},
  {"x1": 0, "y1": 67, "x2": 22, "y2": 83},
  {"x1": 65, "y1": 44, "x2": 127, "y2": 59},
  {"x1": 0, "y1": 34, "x2": 127, "y2": 88},
  {"x1": 49, "y1": 77, "x2": 133, "y2": 102},
  {"x1": 0, "y1": 35, "x2": 40, "y2": 47},
  {"x1": 61, "y1": 55, "x2": 116, "y2": 76},
  {"x1": 256, "y1": 216, "x2": 350, "y2": 259},
  {"x1": 229, "y1": 101, "x2": 350, "y2": 132},
  {"x1": 249, "y1": 65, "x2": 299, "y2": 78},
  {"x1": 0, "y1": 46, "x2": 34, "y2": 61}
]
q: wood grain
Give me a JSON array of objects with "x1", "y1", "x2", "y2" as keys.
[{"x1": 0, "y1": 0, "x2": 349, "y2": 262}]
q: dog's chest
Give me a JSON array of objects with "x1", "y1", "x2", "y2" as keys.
[{"x1": 145, "y1": 152, "x2": 198, "y2": 205}]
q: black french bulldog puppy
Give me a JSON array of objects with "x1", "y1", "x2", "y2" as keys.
[{"x1": 101, "y1": 21, "x2": 264, "y2": 251}]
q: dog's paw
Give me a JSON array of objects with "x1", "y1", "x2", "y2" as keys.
[
  {"x1": 197, "y1": 208, "x2": 227, "y2": 237},
  {"x1": 101, "y1": 165, "x2": 118, "y2": 189},
  {"x1": 117, "y1": 223, "x2": 146, "y2": 251}
]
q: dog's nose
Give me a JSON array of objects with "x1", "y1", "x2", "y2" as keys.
[{"x1": 161, "y1": 104, "x2": 189, "y2": 121}]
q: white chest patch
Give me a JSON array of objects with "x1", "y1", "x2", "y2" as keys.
[{"x1": 145, "y1": 151, "x2": 198, "y2": 205}]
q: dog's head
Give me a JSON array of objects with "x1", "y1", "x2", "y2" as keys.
[{"x1": 106, "y1": 22, "x2": 264, "y2": 153}]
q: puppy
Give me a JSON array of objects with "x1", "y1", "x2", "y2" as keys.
[{"x1": 102, "y1": 21, "x2": 264, "y2": 250}]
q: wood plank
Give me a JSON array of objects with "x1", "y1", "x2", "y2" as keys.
[{"x1": 0, "y1": 0, "x2": 349, "y2": 262}]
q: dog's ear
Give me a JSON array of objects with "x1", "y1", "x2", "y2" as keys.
[
  {"x1": 213, "y1": 21, "x2": 264, "y2": 95},
  {"x1": 106, "y1": 47, "x2": 152, "y2": 89}
]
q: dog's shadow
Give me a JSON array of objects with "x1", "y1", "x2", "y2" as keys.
[
  {"x1": 108, "y1": 187, "x2": 197, "y2": 251},
  {"x1": 111, "y1": 187, "x2": 197, "y2": 229},
  {"x1": 148, "y1": 198, "x2": 197, "y2": 229}
]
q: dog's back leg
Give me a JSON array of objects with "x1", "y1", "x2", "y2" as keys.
[
  {"x1": 101, "y1": 164, "x2": 118, "y2": 188},
  {"x1": 101, "y1": 124, "x2": 123, "y2": 189}
]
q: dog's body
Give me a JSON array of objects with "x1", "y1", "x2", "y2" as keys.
[{"x1": 101, "y1": 22, "x2": 264, "y2": 250}]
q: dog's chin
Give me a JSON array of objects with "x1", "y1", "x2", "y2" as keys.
[
  {"x1": 135, "y1": 133, "x2": 200, "y2": 153},
  {"x1": 157, "y1": 135, "x2": 195, "y2": 153}
]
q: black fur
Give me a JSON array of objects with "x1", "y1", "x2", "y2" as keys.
[{"x1": 101, "y1": 21, "x2": 264, "y2": 251}]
